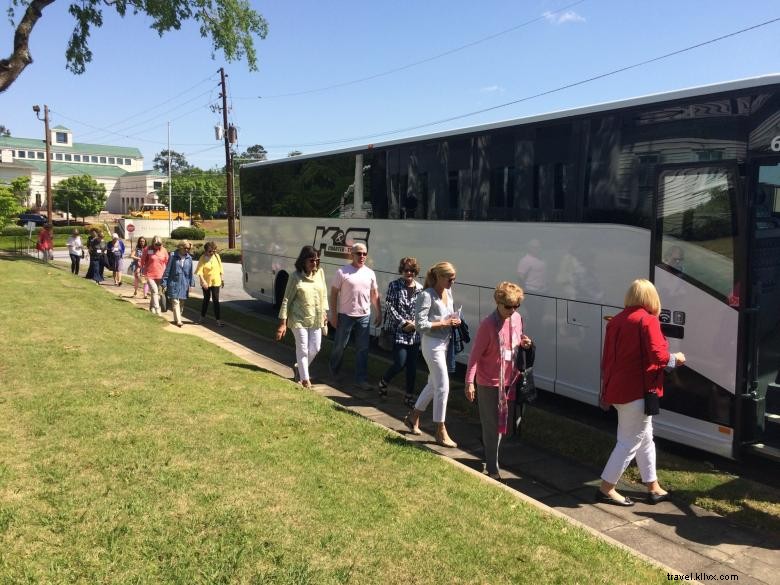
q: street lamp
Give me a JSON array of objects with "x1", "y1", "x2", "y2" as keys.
[{"x1": 32, "y1": 104, "x2": 52, "y2": 223}]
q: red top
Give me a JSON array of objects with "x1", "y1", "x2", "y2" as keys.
[
  {"x1": 140, "y1": 246, "x2": 169, "y2": 279},
  {"x1": 601, "y1": 306, "x2": 669, "y2": 404},
  {"x1": 37, "y1": 229, "x2": 53, "y2": 250}
]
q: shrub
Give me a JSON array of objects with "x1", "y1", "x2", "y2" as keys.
[
  {"x1": 171, "y1": 226, "x2": 205, "y2": 240},
  {"x1": 1, "y1": 226, "x2": 28, "y2": 236},
  {"x1": 220, "y1": 249, "x2": 242, "y2": 264}
]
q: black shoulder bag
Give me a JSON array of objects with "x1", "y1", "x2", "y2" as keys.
[
  {"x1": 511, "y1": 315, "x2": 536, "y2": 437},
  {"x1": 639, "y1": 316, "x2": 661, "y2": 416}
]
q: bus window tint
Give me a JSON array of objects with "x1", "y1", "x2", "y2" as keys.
[{"x1": 658, "y1": 168, "x2": 737, "y2": 299}]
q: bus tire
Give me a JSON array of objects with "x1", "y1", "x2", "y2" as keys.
[{"x1": 274, "y1": 272, "x2": 288, "y2": 312}]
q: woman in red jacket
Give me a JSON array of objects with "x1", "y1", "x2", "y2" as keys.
[{"x1": 598, "y1": 279, "x2": 685, "y2": 506}]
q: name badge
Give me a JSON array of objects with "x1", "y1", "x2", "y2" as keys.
[{"x1": 503, "y1": 349, "x2": 512, "y2": 361}]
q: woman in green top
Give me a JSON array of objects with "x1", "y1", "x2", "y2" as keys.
[{"x1": 276, "y1": 246, "x2": 329, "y2": 388}]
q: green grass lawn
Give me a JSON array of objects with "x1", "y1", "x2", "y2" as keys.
[{"x1": 0, "y1": 258, "x2": 666, "y2": 584}]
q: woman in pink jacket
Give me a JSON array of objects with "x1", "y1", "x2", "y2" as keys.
[
  {"x1": 140, "y1": 235, "x2": 169, "y2": 315},
  {"x1": 36, "y1": 224, "x2": 53, "y2": 262},
  {"x1": 465, "y1": 281, "x2": 532, "y2": 481}
]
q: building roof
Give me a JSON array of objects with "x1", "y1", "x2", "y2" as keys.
[
  {"x1": 123, "y1": 170, "x2": 166, "y2": 177},
  {"x1": 52, "y1": 125, "x2": 71, "y2": 131},
  {"x1": 0, "y1": 135, "x2": 141, "y2": 158},
  {"x1": 9, "y1": 159, "x2": 129, "y2": 178}
]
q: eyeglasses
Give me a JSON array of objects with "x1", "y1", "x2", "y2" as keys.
[
  {"x1": 503, "y1": 304, "x2": 520, "y2": 310},
  {"x1": 353, "y1": 252, "x2": 367, "y2": 257},
  {"x1": 402, "y1": 268, "x2": 416, "y2": 274},
  {"x1": 307, "y1": 257, "x2": 320, "y2": 263}
]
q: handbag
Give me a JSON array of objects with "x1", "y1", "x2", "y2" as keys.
[
  {"x1": 638, "y1": 316, "x2": 661, "y2": 416},
  {"x1": 159, "y1": 285, "x2": 168, "y2": 312}
]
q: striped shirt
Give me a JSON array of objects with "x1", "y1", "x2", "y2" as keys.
[{"x1": 383, "y1": 278, "x2": 423, "y2": 346}]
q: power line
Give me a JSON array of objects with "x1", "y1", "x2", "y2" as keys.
[
  {"x1": 75, "y1": 73, "x2": 220, "y2": 140},
  {"x1": 262, "y1": 14, "x2": 780, "y2": 150},
  {"x1": 233, "y1": 0, "x2": 588, "y2": 100}
]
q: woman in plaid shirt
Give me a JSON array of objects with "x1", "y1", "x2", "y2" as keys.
[{"x1": 378, "y1": 257, "x2": 423, "y2": 407}]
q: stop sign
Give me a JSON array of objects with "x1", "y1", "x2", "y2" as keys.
[{"x1": 126, "y1": 224, "x2": 135, "y2": 233}]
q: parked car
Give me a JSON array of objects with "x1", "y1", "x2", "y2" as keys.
[{"x1": 17, "y1": 213, "x2": 48, "y2": 227}]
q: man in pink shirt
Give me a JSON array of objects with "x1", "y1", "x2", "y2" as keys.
[{"x1": 329, "y1": 242, "x2": 381, "y2": 389}]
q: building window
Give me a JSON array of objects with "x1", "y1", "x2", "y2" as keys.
[
  {"x1": 124, "y1": 158, "x2": 131, "y2": 165},
  {"x1": 153, "y1": 181, "x2": 163, "y2": 190},
  {"x1": 17, "y1": 151, "x2": 25, "y2": 158},
  {"x1": 99, "y1": 156, "x2": 106, "y2": 164},
  {"x1": 73, "y1": 154, "x2": 81, "y2": 162},
  {"x1": 91, "y1": 156, "x2": 98, "y2": 163},
  {"x1": 64, "y1": 154, "x2": 72, "y2": 161},
  {"x1": 55, "y1": 153, "x2": 63, "y2": 161},
  {"x1": 36, "y1": 152, "x2": 44, "y2": 160},
  {"x1": 108, "y1": 157, "x2": 115, "y2": 164},
  {"x1": 27, "y1": 151, "x2": 35, "y2": 158},
  {"x1": 55, "y1": 132, "x2": 68, "y2": 144}
]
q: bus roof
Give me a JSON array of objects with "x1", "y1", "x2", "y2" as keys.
[{"x1": 242, "y1": 73, "x2": 780, "y2": 169}]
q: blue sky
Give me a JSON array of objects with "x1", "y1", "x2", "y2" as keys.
[{"x1": 3, "y1": 0, "x2": 780, "y2": 170}]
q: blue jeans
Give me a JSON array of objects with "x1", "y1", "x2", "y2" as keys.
[
  {"x1": 329, "y1": 313, "x2": 371, "y2": 383},
  {"x1": 383, "y1": 343, "x2": 420, "y2": 395}
]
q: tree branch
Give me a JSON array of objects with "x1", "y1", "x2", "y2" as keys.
[{"x1": 0, "y1": 0, "x2": 56, "y2": 93}]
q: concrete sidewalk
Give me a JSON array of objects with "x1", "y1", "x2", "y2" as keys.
[{"x1": 59, "y1": 259, "x2": 780, "y2": 584}]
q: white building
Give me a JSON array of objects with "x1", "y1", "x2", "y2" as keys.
[{"x1": 0, "y1": 126, "x2": 165, "y2": 214}]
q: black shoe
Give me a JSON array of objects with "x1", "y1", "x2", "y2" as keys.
[
  {"x1": 595, "y1": 490, "x2": 635, "y2": 507},
  {"x1": 647, "y1": 491, "x2": 670, "y2": 505},
  {"x1": 378, "y1": 378, "x2": 388, "y2": 397},
  {"x1": 292, "y1": 364, "x2": 300, "y2": 383},
  {"x1": 404, "y1": 393, "x2": 416, "y2": 409}
]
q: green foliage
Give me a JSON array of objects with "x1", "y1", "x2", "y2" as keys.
[
  {"x1": 158, "y1": 171, "x2": 224, "y2": 218},
  {"x1": 7, "y1": 0, "x2": 268, "y2": 79},
  {"x1": 9, "y1": 176, "x2": 29, "y2": 204},
  {"x1": 170, "y1": 226, "x2": 206, "y2": 240},
  {"x1": 53, "y1": 175, "x2": 106, "y2": 221},
  {"x1": 0, "y1": 124, "x2": 10, "y2": 137},
  {"x1": 153, "y1": 150, "x2": 191, "y2": 175},
  {"x1": 0, "y1": 186, "x2": 22, "y2": 229}
]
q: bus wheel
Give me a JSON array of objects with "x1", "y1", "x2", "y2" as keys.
[{"x1": 274, "y1": 272, "x2": 288, "y2": 312}]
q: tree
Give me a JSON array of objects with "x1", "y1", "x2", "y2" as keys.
[
  {"x1": 238, "y1": 144, "x2": 267, "y2": 162},
  {"x1": 53, "y1": 175, "x2": 106, "y2": 222},
  {"x1": 0, "y1": 125, "x2": 10, "y2": 136},
  {"x1": 157, "y1": 171, "x2": 224, "y2": 218},
  {"x1": 288, "y1": 150, "x2": 303, "y2": 157},
  {"x1": 1, "y1": 1, "x2": 268, "y2": 94},
  {"x1": 10, "y1": 176, "x2": 30, "y2": 205},
  {"x1": 153, "y1": 150, "x2": 192, "y2": 175},
  {"x1": 0, "y1": 186, "x2": 22, "y2": 228}
]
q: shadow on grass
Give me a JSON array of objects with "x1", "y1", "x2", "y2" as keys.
[{"x1": 224, "y1": 362, "x2": 278, "y2": 376}]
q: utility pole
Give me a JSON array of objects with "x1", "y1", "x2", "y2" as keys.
[
  {"x1": 167, "y1": 122, "x2": 172, "y2": 237},
  {"x1": 32, "y1": 105, "x2": 52, "y2": 222},
  {"x1": 219, "y1": 67, "x2": 236, "y2": 249}
]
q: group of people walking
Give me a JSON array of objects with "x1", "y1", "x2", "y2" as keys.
[
  {"x1": 64, "y1": 229, "x2": 225, "y2": 328},
  {"x1": 277, "y1": 243, "x2": 685, "y2": 499},
  {"x1": 60, "y1": 228, "x2": 686, "y2": 500}
]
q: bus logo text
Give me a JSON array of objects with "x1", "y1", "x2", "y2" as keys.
[{"x1": 313, "y1": 226, "x2": 371, "y2": 260}]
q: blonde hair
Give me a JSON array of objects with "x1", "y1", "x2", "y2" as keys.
[
  {"x1": 494, "y1": 281, "x2": 524, "y2": 306},
  {"x1": 424, "y1": 261, "x2": 456, "y2": 289},
  {"x1": 624, "y1": 279, "x2": 661, "y2": 316}
]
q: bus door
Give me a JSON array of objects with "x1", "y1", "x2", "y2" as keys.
[
  {"x1": 651, "y1": 164, "x2": 741, "y2": 457},
  {"x1": 744, "y1": 158, "x2": 780, "y2": 453}
]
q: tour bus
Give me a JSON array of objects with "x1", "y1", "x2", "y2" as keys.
[{"x1": 240, "y1": 74, "x2": 780, "y2": 461}]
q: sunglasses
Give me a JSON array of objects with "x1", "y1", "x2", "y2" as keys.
[
  {"x1": 402, "y1": 268, "x2": 416, "y2": 274},
  {"x1": 307, "y1": 257, "x2": 320, "y2": 263},
  {"x1": 448, "y1": 277, "x2": 456, "y2": 283},
  {"x1": 503, "y1": 304, "x2": 520, "y2": 310},
  {"x1": 353, "y1": 252, "x2": 367, "y2": 257}
]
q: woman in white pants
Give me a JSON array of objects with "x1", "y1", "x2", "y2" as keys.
[
  {"x1": 404, "y1": 261, "x2": 461, "y2": 448},
  {"x1": 276, "y1": 246, "x2": 329, "y2": 388},
  {"x1": 598, "y1": 279, "x2": 686, "y2": 506}
]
